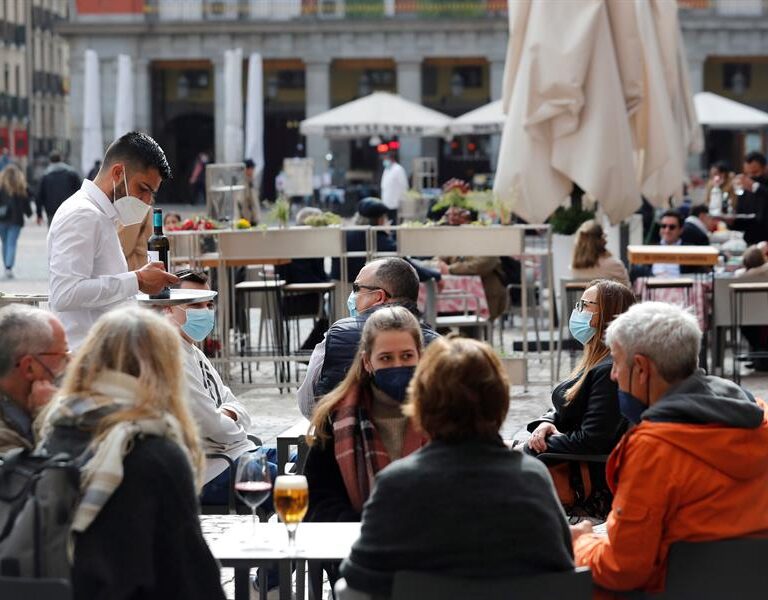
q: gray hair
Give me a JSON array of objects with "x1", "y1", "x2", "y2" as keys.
[
  {"x1": 0, "y1": 304, "x2": 55, "y2": 377},
  {"x1": 605, "y1": 302, "x2": 701, "y2": 383}
]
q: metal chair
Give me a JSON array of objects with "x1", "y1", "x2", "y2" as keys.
[
  {"x1": 0, "y1": 576, "x2": 72, "y2": 600},
  {"x1": 729, "y1": 281, "x2": 768, "y2": 384},
  {"x1": 556, "y1": 279, "x2": 591, "y2": 379},
  {"x1": 643, "y1": 277, "x2": 693, "y2": 305},
  {"x1": 200, "y1": 435, "x2": 263, "y2": 516},
  {"x1": 389, "y1": 567, "x2": 592, "y2": 600}
]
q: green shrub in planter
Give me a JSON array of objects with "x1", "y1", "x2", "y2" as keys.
[{"x1": 549, "y1": 205, "x2": 595, "y2": 236}]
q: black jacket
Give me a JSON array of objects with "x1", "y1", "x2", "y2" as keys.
[
  {"x1": 0, "y1": 189, "x2": 33, "y2": 227},
  {"x1": 340, "y1": 438, "x2": 575, "y2": 597},
  {"x1": 43, "y1": 426, "x2": 225, "y2": 600},
  {"x1": 316, "y1": 302, "x2": 440, "y2": 397},
  {"x1": 681, "y1": 220, "x2": 710, "y2": 246},
  {"x1": 304, "y1": 422, "x2": 361, "y2": 523},
  {"x1": 733, "y1": 177, "x2": 768, "y2": 246},
  {"x1": 36, "y1": 163, "x2": 81, "y2": 220},
  {"x1": 527, "y1": 358, "x2": 627, "y2": 455}
]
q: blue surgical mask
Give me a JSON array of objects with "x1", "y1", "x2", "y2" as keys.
[
  {"x1": 568, "y1": 309, "x2": 597, "y2": 346},
  {"x1": 181, "y1": 308, "x2": 215, "y2": 342},
  {"x1": 372, "y1": 366, "x2": 416, "y2": 403},
  {"x1": 618, "y1": 366, "x2": 647, "y2": 425},
  {"x1": 347, "y1": 292, "x2": 358, "y2": 317}
]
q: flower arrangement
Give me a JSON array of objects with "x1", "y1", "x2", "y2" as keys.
[
  {"x1": 172, "y1": 216, "x2": 224, "y2": 231},
  {"x1": 270, "y1": 196, "x2": 291, "y2": 228}
]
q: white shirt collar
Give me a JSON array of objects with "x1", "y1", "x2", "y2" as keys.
[
  {"x1": 660, "y1": 238, "x2": 682, "y2": 247},
  {"x1": 685, "y1": 215, "x2": 709, "y2": 237},
  {"x1": 81, "y1": 178, "x2": 119, "y2": 224}
]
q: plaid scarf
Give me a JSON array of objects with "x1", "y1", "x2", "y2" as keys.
[
  {"x1": 333, "y1": 384, "x2": 425, "y2": 513},
  {"x1": 44, "y1": 370, "x2": 191, "y2": 533}
]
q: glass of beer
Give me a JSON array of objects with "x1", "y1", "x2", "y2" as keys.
[{"x1": 273, "y1": 475, "x2": 309, "y2": 553}]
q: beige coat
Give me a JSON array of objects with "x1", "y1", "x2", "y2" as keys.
[
  {"x1": 441, "y1": 256, "x2": 507, "y2": 320},
  {"x1": 117, "y1": 210, "x2": 153, "y2": 272},
  {"x1": 570, "y1": 254, "x2": 630, "y2": 288}
]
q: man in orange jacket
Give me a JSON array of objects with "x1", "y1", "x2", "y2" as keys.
[{"x1": 572, "y1": 301, "x2": 768, "y2": 594}]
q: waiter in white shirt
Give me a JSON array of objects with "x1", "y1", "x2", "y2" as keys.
[
  {"x1": 48, "y1": 131, "x2": 179, "y2": 349},
  {"x1": 380, "y1": 152, "x2": 409, "y2": 224}
]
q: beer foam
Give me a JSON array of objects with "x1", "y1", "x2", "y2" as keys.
[{"x1": 274, "y1": 475, "x2": 308, "y2": 490}]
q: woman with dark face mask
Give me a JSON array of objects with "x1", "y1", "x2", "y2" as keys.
[{"x1": 305, "y1": 306, "x2": 425, "y2": 523}]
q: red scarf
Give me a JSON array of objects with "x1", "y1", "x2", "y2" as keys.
[{"x1": 332, "y1": 384, "x2": 425, "y2": 512}]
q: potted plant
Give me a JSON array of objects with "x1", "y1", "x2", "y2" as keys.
[
  {"x1": 270, "y1": 196, "x2": 291, "y2": 229},
  {"x1": 549, "y1": 203, "x2": 595, "y2": 290}
]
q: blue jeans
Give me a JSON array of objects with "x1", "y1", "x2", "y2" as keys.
[
  {"x1": 0, "y1": 223, "x2": 21, "y2": 269},
  {"x1": 200, "y1": 446, "x2": 279, "y2": 510}
]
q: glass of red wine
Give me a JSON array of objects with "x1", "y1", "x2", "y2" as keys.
[{"x1": 234, "y1": 453, "x2": 272, "y2": 547}]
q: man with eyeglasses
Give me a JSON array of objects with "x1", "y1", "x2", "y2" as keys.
[
  {"x1": 651, "y1": 210, "x2": 685, "y2": 278},
  {"x1": 0, "y1": 304, "x2": 70, "y2": 453},
  {"x1": 297, "y1": 257, "x2": 440, "y2": 419}
]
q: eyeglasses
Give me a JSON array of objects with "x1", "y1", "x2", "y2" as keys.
[
  {"x1": 352, "y1": 282, "x2": 390, "y2": 297},
  {"x1": 574, "y1": 299, "x2": 599, "y2": 313},
  {"x1": 659, "y1": 223, "x2": 679, "y2": 230}
]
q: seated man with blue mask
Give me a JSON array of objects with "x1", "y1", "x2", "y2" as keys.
[
  {"x1": 164, "y1": 270, "x2": 276, "y2": 504},
  {"x1": 297, "y1": 257, "x2": 440, "y2": 419}
]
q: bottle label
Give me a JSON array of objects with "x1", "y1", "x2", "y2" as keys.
[
  {"x1": 148, "y1": 250, "x2": 159, "y2": 263},
  {"x1": 153, "y1": 211, "x2": 162, "y2": 228}
]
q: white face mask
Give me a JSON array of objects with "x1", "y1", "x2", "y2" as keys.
[{"x1": 113, "y1": 167, "x2": 150, "y2": 226}]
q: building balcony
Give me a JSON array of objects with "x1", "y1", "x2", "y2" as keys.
[{"x1": 144, "y1": 0, "x2": 508, "y2": 22}]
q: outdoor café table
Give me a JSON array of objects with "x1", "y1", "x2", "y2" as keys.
[
  {"x1": 632, "y1": 277, "x2": 710, "y2": 332},
  {"x1": 201, "y1": 515, "x2": 361, "y2": 600},
  {"x1": 417, "y1": 274, "x2": 490, "y2": 319}
]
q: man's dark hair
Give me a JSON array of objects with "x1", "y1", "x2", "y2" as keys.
[
  {"x1": 713, "y1": 160, "x2": 730, "y2": 174},
  {"x1": 103, "y1": 131, "x2": 172, "y2": 179},
  {"x1": 691, "y1": 204, "x2": 709, "y2": 218},
  {"x1": 373, "y1": 257, "x2": 419, "y2": 302},
  {"x1": 49, "y1": 150, "x2": 61, "y2": 163},
  {"x1": 660, "y1": 210, "x2": 683, "y2": 228},
  {"x1": 172, "y1": 269, "x2": 208, "y2": 288},
  {"x1": 745, "y1": 151, "x2": 767, "y2": 167}
]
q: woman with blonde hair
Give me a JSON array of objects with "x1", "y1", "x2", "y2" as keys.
[
  {"x1": 40, "y1": 306, "x2": 224, "y2": 600},
  {"x1": 305, "y1": 306, "x2": 427, "y2": 522},
  {"x1": 0, "y1": 163, "x2": 33, "y2": 278},
  {"x1": 528, "y1": 279, "x2": 635, "y2": 455},
  {"x1": 570, "y1": 219, "x2": 629, "y2": 287},
  {"x1": 339, "y1": 337, "x2": 574, "y2": 597}
]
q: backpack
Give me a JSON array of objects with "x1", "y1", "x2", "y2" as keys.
[{"x1": 0, "y1": 448, "x2": 83, "y2": 578}]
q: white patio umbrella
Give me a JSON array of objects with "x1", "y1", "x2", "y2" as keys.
[
  {"x1": 494, "y1": 0, "x2": 639, "y2": 225},
  {"x1": 694, "y1": 92, "x2": 768, "y2": 129},
  {"x1": 244, "y1": 53, "x2": 265, "y2": 180},
  {"x1": 81, "y1": 49, "x2": 103, "y2": 175},
  {"x1": 449, "y1": 100, "x2": 504, "y2": 136},
  {"x1": 113, "y1": 54, "x2": 135, "y2": 139},
  {"x1": 299, "y1": 91, "x2": 451, "y2": 138},
  {"x1": 493, "y1": 0, "x2": 700, "y2": 224},
  {"x1": 223, "y1": 49, "x2": 244, "y2": 164}
]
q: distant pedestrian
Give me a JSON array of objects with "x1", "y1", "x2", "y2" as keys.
[
  {"x1": 86, "y1": 160, "x2": 101, "y2": 181},
  {"x1": 188, "y1": 152, "x2": 209, "y2": 205},
  {"x1": 36, "y1": 150, "x2": 81, "y2": 225},
  {"x1": 0, "y1": 164, "x2": 34, "y2": 278},
  {"x1": 380, "y1": 152, "x2": 408, "y2": 224},
  {"x1": 0, "y1": 148, "x2": 9, "y2": 171}
]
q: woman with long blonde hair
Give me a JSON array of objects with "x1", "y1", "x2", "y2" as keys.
[
  {"x1": 570, "y1": 220, "x2": 629, "y2": 287},
  {"x1": 0, "y1": 163, "x2": 33, "y2": 278},
  {"x1": 305, "y1": 306, "x2": 427, "y2": 522},
  {"x1": 40, "y1": 306, "x2": 225, "y2": 600}
]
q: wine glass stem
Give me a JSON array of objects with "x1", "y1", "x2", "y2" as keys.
[
  {"x1": 251, "y1": 508, "x2": 258, "y2": 539},
  {"x1": 287, "y1": 524, "x2": 297, "y2": 551}
]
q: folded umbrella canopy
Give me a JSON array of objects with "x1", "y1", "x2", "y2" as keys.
[
  {"x1": 494, "y1": 0, "x2": 701, "y2": 225},
  {"x1": 299, "y1": 92, "x2": 451, "y2": 139},
  {"x1": 449, "y1": 100, "x2": 504, "y2": 136}
]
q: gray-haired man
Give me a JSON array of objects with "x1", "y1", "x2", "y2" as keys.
[{"x1": 0, "y1": 304, "x2": 70, "y2": 453}]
